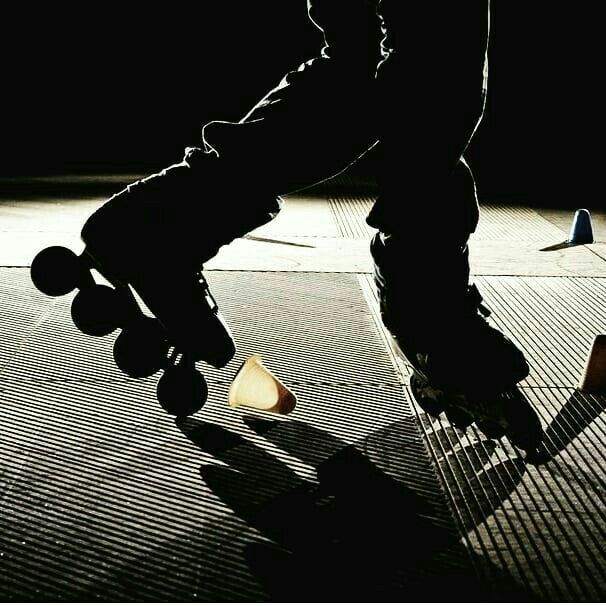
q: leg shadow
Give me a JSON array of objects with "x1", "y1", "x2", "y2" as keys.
[{"x1": 188, "y1": 415, "x2": 536, "y2": 601}]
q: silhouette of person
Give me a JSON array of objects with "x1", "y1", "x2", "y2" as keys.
[{"x1": 76, "y1": 0, "x2": 543, "y2": 444}]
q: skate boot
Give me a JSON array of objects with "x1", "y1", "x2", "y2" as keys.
[
  {"x1": 386, "y1": 283, "x2": 544, "y2": 455},
  {"x1": 30, "y1": 152, "x2": 281, "y2": 417}
]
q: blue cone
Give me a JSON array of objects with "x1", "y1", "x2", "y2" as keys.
[{"x1": 568, "y1": 208, "x2": 594, "y2": 245}]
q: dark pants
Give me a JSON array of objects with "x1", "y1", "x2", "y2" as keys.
[{"x1": 192, "y1": 0, "x2": 489, "y2": 331}]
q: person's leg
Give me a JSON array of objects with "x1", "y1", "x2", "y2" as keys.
[
  {"x1": 80, "y1": 0, "x2": 382, "y2": 363},
  {"x1": 197, "y1": 0, "x2": 382, "y2": 196},
  {"x1": 85, "y1": 0, "x2": 383, "y2": 260},
  {"x1": 370, "y1": 2, "x2": 489, "y2": 324},
  {"x1": 370, "y1": 1, "x2": 542, "y2": 449}
]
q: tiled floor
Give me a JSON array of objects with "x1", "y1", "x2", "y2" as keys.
[{"x1": 0, "y1": 176, "x2": 604, "y2": 600}]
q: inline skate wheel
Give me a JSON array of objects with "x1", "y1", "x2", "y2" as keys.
[
  {"x1": 71, "y1": 285, "x2": 124, "y2": 336},
  {"x1": 31, "y1": 246, "x2": 81, "y2": 296},
  {"x1": 113, "y1": 317, "x2": 169, "y2": 378},
  {"x1": 445, "y1": 406, "x2": 474, "y2": 429},
  {"x1": 410, "y1": 372, "x2": 447, "y2": 418},
  {"x1": 505, "y1": 393, "x2": 544, "y2": 452},
  {"x1": 476, "y1": 419, "x2": 506, "y2": 440},
  {"x1": 157, "y1": 363, "x2": 208, "y2": 417}
]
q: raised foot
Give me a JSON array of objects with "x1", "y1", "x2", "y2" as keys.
[{"x1": 31, "y1": 245, "x2": 216, "y2": 418}]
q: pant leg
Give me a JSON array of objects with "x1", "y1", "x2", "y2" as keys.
[
  {"x1": 105, "y1": 1, "x2": 383, "y2": 273},
  {"x1": 370, "y1": 1, "x2": 489, "y2": 236},
  {"x1": 370, "y1": 1, "x2": 490, "y2": 333},
  {"x1": 194, "y1": 0, "x2": 382, "y2": 197}
]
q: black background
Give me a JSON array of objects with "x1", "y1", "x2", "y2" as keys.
[{"x1": 1, "y1": 2, "x2": 598, "y2": 205}]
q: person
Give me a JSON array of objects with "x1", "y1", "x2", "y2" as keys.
[{"x1": 79, "y1": 0, "x2": 543, "y2": 449}]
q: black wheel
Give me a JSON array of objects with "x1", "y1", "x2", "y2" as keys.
[
  {"x1": 505, "y1": 390, "x2": 544, "y2": 452},
  {"x1": 477, "y1": 419, "x2": 506, "y2": 440},
  {"x1": 410, "y1": 372, "x2": 446, "y2": 417},
  {"x1": 31, "y1": 246, "x2": 81, "y2": 296},
  {"x1": 113, "y1": 317, "x2": 169, "y2": 378},
  {"x1": 445, "y1": 406, "x2": 474, "y2": 429},
  {"x1": 157, "y1": 363, "x2": 208, "y2": 417},
  {"x1": 71, "y1": 285, "x2": 124, "y2": 336}
]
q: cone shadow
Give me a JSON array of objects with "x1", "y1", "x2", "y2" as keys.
[{"x1": 537, "y1": 389, "x2": 606, "y2": 463}]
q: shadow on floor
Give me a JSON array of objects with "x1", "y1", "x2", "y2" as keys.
[
  {"x1": 536, "y1": 389, "x2": 606, "y2": 464},
  {"x1": 47, "y1": 413, "x2": 544, "y2": 601},
  {"x1": 172, "y1": 415, "x2": 537, "y2": 602}
]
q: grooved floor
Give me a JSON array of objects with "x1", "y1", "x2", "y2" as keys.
[
  {"x1": 360, "y1": 271, "x2": 606, "y2": 601},
  {"x1": 0, "y1": 270, "x2": 495, "y2": 602},
  {"x1": 0, "y1": 176, "x2": 605, "y2": 601}
]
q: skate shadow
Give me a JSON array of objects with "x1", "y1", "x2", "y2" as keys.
[
  {"x1": 423, "y1": 422, "x2": 528, "y2": 527},
  {"x1": 177, "y1": 415, "x2": 535, "y2": 601},
  {"x1": 534, "y1": 389, "x2": 606, "y2": 464}
]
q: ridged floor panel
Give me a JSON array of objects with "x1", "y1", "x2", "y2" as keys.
[
  {"x1": 0, "y1": 269, "x2": 504, "y2": 601},
  {"x1": 361, "y1": 273, "x2": 606, "y2": 601},
  {"x1": 1, "y1": 257, "x2": 605, "y2": 600}
]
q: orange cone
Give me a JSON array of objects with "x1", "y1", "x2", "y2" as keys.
[
  {"x1": 578, "y1": 335, "x2": 606, "y2": 394},
  {"x1": 228, "y1": 355, "x2": 297, "y2": 414}
]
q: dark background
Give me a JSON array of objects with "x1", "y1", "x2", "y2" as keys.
[{"x1": 1, "y1": 3, "x2": 597, "y2": 205}]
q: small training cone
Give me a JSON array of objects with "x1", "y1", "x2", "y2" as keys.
[
  {"x1": 567, "y1": 208, "x2": 594, "y2": 245},
  {"x1": 540, "y1": 208, "x2": 595, "y2": 251},
  {"x1": 228, "y1": 355, "x2": 297, "y2": 414},
  {"x1": 578, "y1": 335, "x2": 606, "y2": 394}
]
